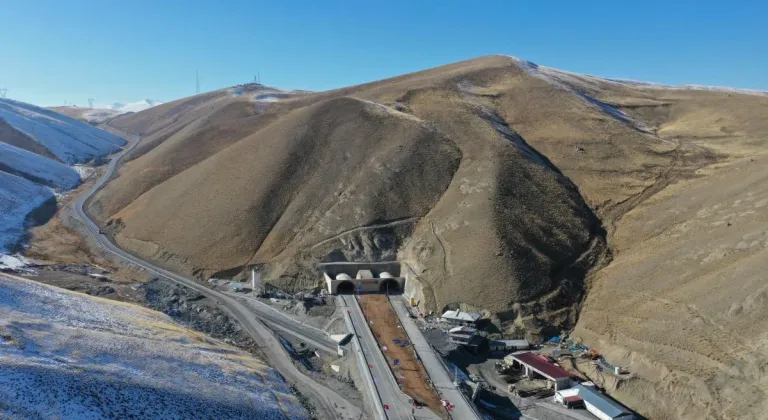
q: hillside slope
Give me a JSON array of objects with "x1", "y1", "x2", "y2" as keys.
[
  {"x1": 0, "y1": 172, "x2": 55, "y2": 251},
  {"x1": 86, "y1": 56, "x2": 768, "y2": 419},
  {"x1": 0, "y1": 99, "x2": 125, "y2": 259},
  {"x1": 90, "y1": 57, "x2": 613, "y2": 332},
  {"x1": 49, "y1": 100, "x2": 164, "y2": 125},
  {"x1": 0, "y1": 274, "x2": 307, "y2": 419},
  {"x1": 0, "y1": 98, "x2": 125, "y2": 164},
  {"x1": 540, "y1": 68, "x2": 768, "y2": 420},
  {"x1": 0, "y1": 142, "x2": 80, "y2": 189}
]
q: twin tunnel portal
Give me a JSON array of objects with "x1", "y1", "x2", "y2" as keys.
[
  {"x1": 320, "y1": 261, "x2": 405, "y2": 295},
  {"x1": 335, "y1": 278, "x2": 401, "y2": 295}
]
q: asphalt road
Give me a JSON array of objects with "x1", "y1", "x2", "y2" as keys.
[
  {"x1": 389, "y1": 296, "x2": 482, "y2": 420},
  {"x1": 228, "y1": 293, "x2": 338, "y2": 353},
  {"x1": 341, "y1": 295, "x2": 442, "y2": 420},
  {"x1": 71, "y1": 132, "x2": 361, "y2": 420}
]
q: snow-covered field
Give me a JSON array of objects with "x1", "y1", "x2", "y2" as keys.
[
  {"x1": 0, "y1": 172, "x2": 55, "y2": 252},
  {"x1": 0, "y1": 99, "x2": 126, "y2": 165},
  {"x1": 0, "y1": 275, "x2": 309, "y2": 420},
  {"x1": 0, "y1": 99, "x2": 128, "y2": 258},
  {"x1": 0, "y1": 142, "x2": 80, "y2": 189}
]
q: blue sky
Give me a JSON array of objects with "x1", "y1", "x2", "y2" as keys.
[{"x1": 1, "y1": 0, "x2": 765, "y2": 107}]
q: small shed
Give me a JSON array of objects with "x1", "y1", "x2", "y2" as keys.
[
  {"x1": 566, "y1": 383, "x2": 635, "y2": 420},
  {"x1": 448, "y1": 326, "x2": 478, "y2": 345},
  {"x1": 555, "y1": 387, "x2": 584, "y2": 409},
  {"x1": 505, "y1": 351, "x2": 573, "y2": 390},
  {"x1": 440, "y1": 309, "x2": 481, "y2": 326}
]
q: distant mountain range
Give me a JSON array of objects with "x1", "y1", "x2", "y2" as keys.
[
  {"x1": 48, "y1": 99, "x2": 164, "y2": 125},
  {"x1": 110, "y1": 99, "x2": 164, "y2": 113}
]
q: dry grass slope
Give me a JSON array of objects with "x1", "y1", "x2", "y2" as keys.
[{"x1": 85, "y1": 56, "x2": 768, "y2": 419}]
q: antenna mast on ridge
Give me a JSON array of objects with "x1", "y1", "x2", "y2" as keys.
[{"x1": 196, "y1": 70, "x2": 200, "y2": 95}]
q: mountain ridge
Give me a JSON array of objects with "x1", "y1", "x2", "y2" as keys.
[{"x1": 82, "y1": 55, "x2": 768, "y2": 420}]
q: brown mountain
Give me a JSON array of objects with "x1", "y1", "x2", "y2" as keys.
[{"x1": 87, "y1": 56, "x2": 768, "y2": 419}]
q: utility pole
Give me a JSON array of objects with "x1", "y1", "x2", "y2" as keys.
[{"x1": 196, "y1": 70, "x2": 200, "y2": 95}]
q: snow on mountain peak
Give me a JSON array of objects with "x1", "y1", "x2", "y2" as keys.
[{"x1": 112, "y1": 99, "x2": 163, "y2": 113}]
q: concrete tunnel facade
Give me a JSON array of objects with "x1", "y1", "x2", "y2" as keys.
[{"x1": 320, "y1": 262, "x2": 405, "y2": 294}]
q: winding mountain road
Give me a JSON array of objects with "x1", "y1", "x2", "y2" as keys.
[{"x1": 71, "y1": 132, "x2": 362, "y2": 420}]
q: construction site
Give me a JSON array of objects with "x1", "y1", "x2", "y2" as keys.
[{"x1": 357, "y1": 294, "x2": 448, "y2": 417}]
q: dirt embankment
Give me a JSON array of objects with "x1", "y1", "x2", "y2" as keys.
[
  {"x1": 142, "y1": 278, "x2": 263, "y2": 354},
  {"x1": 358, "y1": 294, "x2": 447, "y2": 417}
]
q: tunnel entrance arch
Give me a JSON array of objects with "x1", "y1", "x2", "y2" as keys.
[
  {"x1": 379, "y1": 279, "x2": 400, "y2": 295},
  {"x1": 336, "y1": 281, "x2": 356, "y2": 295}
]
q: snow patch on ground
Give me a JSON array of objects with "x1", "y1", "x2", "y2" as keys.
[
  {"x1": 254, "y1": 94, "x2": 281, "y2": 102},
  {"x1": 0, "y1": 172, "x2": 54, "y2": 252},
  {"x1": 0, "y1": 142, "x2": 80, "y2": 190},
  {"x1": 229, "y1": 85, "x2": 308, "y2": 105},
  {"x1": 1, "y1": 99, "x2": 130, "y2": 258},
  {"x1": 72, "y1": 164, "x2": 96, "y2": 180},
  {"x1": 480, "y1": 107, "x2": 549, "y2": 166},
  {"x1": 0, "y1": 254, "x2": 30, "y2": 271},
  {"x1": 114, "y1": 99, "x2": 163, "y2": 113},
  {"x1": 0, "y1": 98, "x2": 126, "y2": 165},
  {"x1": 606, "y1": 79, "x2": 768, "y2": 96},
  {"x1": 82, "y1": 108, "x2": 122, "y2": 123},
  {"x1": 505, "y1": 56, "x2": 652, "y2": 133},
  {"x1": 355, "y1": 97, "x2": 437, "y2": 131},
  {"x1": 0, "y1": 276, "x2": 309, "y2": 420},
  {"x1": 504, "y1": 55, "x2": 768, "y2": 97}
]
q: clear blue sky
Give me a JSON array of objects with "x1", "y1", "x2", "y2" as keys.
[{"x1": 1, "y1": 0, "x2": 766, "y2": 107}]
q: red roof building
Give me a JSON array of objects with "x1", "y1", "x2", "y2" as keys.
[{"x1": 505, "y1": 351, "x2": 573, "y2": 389}]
